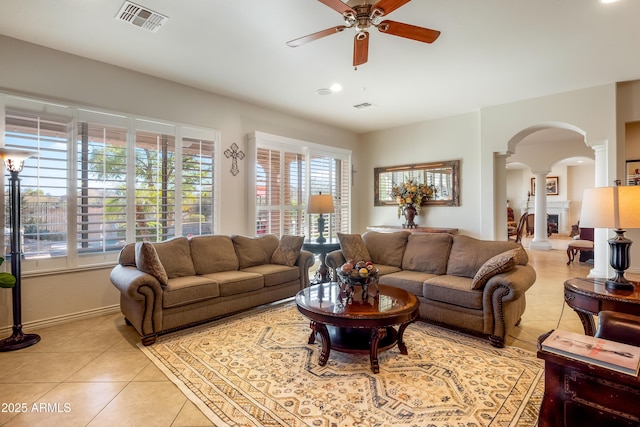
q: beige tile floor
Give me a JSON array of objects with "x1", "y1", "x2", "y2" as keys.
[{"x1": 0, "y1": 246, "x2": 633, "y2": 426}]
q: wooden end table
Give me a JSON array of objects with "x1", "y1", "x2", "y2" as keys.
[
  {"x1": 537, "y1": 331, "x2": 640, "y2": 426},
  {"x1": 564, "y1": 277, "x2": 640, "y2": 336},
  {"x1": 295, "y1": 282, "x2": 419, "y2": 373}
]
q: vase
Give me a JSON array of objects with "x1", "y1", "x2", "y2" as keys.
[{"x1": 403, "y1": 205, "x2": 417, "y2": 228}]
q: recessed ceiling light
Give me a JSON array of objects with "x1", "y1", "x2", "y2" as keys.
[
  {"x1": 600, "y1": 0, "x2": 619, "y2": 3},
  {"x1": 316, "y1": 88, "x2": 333, "y2": 96},
  {"x1": 330, "y1": 83, "x2": 343, "y2": 93}
]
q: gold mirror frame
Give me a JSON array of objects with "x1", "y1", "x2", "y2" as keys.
[{"x1": 374, "y1": 160, "x2": 460, "y2": 207}]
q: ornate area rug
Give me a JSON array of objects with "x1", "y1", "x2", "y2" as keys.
[{"x1": 139, "y1": 302, "x2": 543, "y2": 427}]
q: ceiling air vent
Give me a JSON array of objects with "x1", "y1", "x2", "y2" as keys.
[
  {"x1": 353, "y1": 102, "x2": 378, "y2": 110},
  {"x1": 116, "y1": 1, "x2": 168, "y2": 32}
]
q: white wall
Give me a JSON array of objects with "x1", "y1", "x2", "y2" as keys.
[
  {"x1": 0, "y1": 36, "x2": 359, "y2": 329},
  {"x1": 358, "y1": 112, "x2": 481, "y2": 237}
]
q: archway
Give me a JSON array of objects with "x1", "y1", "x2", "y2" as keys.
[{"x1": 499, "y1": 122, "x2": 597, "y2": 250}]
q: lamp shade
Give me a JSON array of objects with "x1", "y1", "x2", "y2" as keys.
[
  {"x1": 0, "y1": 147, "x2": 37, "y2": 173},
  {"x1": 307, "y1": 193, "x2": 334, "y2": 214},
  {"x1": 580, "y1": 185, "x2": 640, "y2": 230}
]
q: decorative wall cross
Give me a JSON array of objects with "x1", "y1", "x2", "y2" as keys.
[{"x1": 224, "y1": 143, "x2": 245, "y2": 176}]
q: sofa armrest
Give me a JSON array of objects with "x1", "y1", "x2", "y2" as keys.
[
  {"x1": 482, "y1": 264, "x2": 536, "y2": 342},
  {"x1": 110, "y1": 264, "x2": 165, "y2": 338},
  {"x1": 483, "y1": 264, "x2": 537, "y2": 302},
  {"x1": 110, "y1": 264, "x2": 164, "y2": 299},
  {"x1": 296, "y1": 250, "x2": 315, "y2": 288},
  {"x1": 326, "y1": 250, "x2": 346, "y2": 281}
]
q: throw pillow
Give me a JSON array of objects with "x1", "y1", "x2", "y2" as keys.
[
  {"x1": 471, "y1": 247, "x2": 522, "y2": 290},
  {"x1": 135, "y1": 242, "x2": 169, "y2": 286},
  {"x1": 337, "y1": 233, "x2": 371, "y2": 262},
  {"x1": 271, "y1": 235, "x2": 305, "y2": 267}
]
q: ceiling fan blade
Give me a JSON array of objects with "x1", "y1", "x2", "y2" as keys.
[
  {"x1": 286, "y1": 25, "x2": 347, "y2": 47},
  {"x1": 372, "y1": 0, "x2": 411, "y2": 16},
  {"x1": 353, "y1": 32, "x2": 369, "y2": 67},
  {"x1": 377, "y1": 20, "x2": 440, "y2": 43},
  {"x1": 318, "y1": 0, "x2": 356, "y2": 15}
]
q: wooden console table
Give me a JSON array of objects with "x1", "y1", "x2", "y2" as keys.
[
  {"x1": 537, "y1": 331, "x2": 640, "y2": 426},
  {"x1": 564, "y1": 277, "x2": 640, "y2": 336},
  {"x1": 366, "y1": 225, "x2": 458, "y2": 234}
]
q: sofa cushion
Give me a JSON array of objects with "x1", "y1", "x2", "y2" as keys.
[
  {"x1": 119, "y1": 243, "x2": 136, "y2": 266},
  {"x1": 402, "y1": 233, "x2": 453, "y2": 274},
  {"x1": 190, "y1": 235, "x2": 239, "y2": 274},
  {"x1": 337, "y1": 233, "x2": 372, "y2": 262},
  {"x1": 162, "y1": 276, "x2": 220, "y2": 308},
  {"x1": 135, "y1": 242, "x2": 169, "y2": 286},
  {"x1": 424, "y1": 275, "x2": 483, "y2": 310},
  {"x1": 232, "y1": 235, "x2": 271, "y2": 268},
  {"x1": 271, "y1": 235, "x2": 304, "y2": 267},
  {"x1": 446, "y1": 235, "x2": 521, "y2": 278},
  {"x1": 153, "y1": 237, "x2": 196, "y2": 278},
  {"x1": 201, "y1": 271, "x2": 263, "y2": 296},
  {"x1": 362, "y1": 231, "x2": 409, "y2": 268},
  {"x1": 242, "y1": 264, "x2": 300, "y2": 287},
  {"x1": 378, "y1": 270, "x2": 437, "y2": 297},
  {"x1": 471, "y1": 248, "x2": 522, "y2": 290}
]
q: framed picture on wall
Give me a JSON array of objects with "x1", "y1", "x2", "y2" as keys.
[
  {"x1": 531, "y1": 176, "x2": 559, "y2": 196},
  {"x1": 626, "y1": 160, "x2": 640, "y2": 185}
]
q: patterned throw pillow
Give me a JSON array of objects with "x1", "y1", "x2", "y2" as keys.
[
  {"x1": 135, "y1": 242, "x2": 169, "y2": 286},
  {"x1": 471, "y1": 247, "x2": 522, "y2": 290},
  {"x1": 337, "y1": 233, "x2": 372, "y2": 262},
  {"x1": 271, "y1": 235, "x2": 305, "y2": 267}
]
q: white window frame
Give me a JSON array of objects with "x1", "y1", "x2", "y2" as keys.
[
  {"x1": 1, "y1": 93, "x2": 220, "y2": 273},
  {"x1": 247, "y1": 131, "x2": 351, "y2": 238}
]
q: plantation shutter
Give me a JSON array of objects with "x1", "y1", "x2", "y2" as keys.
[
  {"x1": 180, "y1": 133, "x2": 215, "y2": 236},
  {"x1": 255, "y1": 148, "x2": 306, "y2": 236},
  {"x1": 4, "y1": 109, "x2": 70, "y2": 259},
  {"x1": 308, "y1": 154, "x2": 350, "y2": 240},
  {"x1": 77, "y1": 113, "x2": 128, "y2": 253},
  {"x1": 134, "y1": 123, "x2": 177, "y2": 242}
]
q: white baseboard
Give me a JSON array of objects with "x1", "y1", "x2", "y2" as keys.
[{"x1": 0, "y1": 305, "x2": 121, "y2": 335}]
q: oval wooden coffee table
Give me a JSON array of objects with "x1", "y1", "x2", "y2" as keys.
[{"x1": 296, "y1": 282, "x2": 419, "y2": 373}]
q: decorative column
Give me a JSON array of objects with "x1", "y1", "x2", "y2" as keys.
[
  {"x1": 588, "y1": 143, "x2": 610, "y2": 279},
  {"x1": 529, "y1": 171, "x2": 552, "y2": 250}
]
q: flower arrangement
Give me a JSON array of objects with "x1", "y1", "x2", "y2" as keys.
[{"x1": 390, "y1": 179, "x2": 436, "y2": 218}]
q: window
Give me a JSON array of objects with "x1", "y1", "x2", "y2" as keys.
[
  {"x1": 255, "y1": 148, "x2": 306, "y2": 236},
  {"x1": 250, "y1": 132, "x2": 351, "y2": 240},
  {"x1": 2, "y1": 96, "x2": 218, "y2": 271},
  {"x1": 308, "y1": 154, "x2": 350, "y2": 238},
  {"x1": 5, "y1": 109, "x2": 70, "y2": 260},
  {"x1": 77, "y1": 121, "x2": 128, "y2": 253}
]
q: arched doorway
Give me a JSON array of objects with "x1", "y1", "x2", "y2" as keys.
[{"x1": 502, "y1": 123, "x2": 596, "y2": 250}]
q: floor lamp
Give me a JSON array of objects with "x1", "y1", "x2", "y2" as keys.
[
  {"x1": 308, "y1": 193, "x2": 334, "y2": 244},
  {"x1": 580, "y1": 181, "x2": 640, "y2": 291},
  {"x1": 0, "y1": 148, "x2": 40, "y2": 351}
]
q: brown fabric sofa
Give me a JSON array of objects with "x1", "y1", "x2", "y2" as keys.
[
  {"x1": 326, "y1": 231, "x2": 536, "y2": 347},
  {"x1": 110, "y1": 234, "x2": 313, "y2": 345}
]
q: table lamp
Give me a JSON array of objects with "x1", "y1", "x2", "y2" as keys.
[
  {"x1": 579, "y1": 181, "x2": 640, "y2": 290},
  {"x1": 0, "y1": 147, "x2": 41, "y2": 351},
  {"x1": 307, "y1": 193, "x2": 334, "y2": 244}
]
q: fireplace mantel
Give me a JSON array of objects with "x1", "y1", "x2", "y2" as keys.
[{"x1": 521, "y1": 201, "x2": 571, "y2": 234}]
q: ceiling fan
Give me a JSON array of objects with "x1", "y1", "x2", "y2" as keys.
[{"x1": 286, "y1": 0, "x2": 441, "y2": 68}]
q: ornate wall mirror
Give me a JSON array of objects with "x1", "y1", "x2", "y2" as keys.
[{"x1": 374, "y1": 160, "x2": 460, "y2": 206}]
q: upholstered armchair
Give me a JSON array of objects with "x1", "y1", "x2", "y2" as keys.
[{"x1": 595, "y1": 310, "x2": 640, "y2": 347}]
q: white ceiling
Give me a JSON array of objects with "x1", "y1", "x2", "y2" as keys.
[{"x1": 1, "y1": 0, "x2": 639, "y2": 134}]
